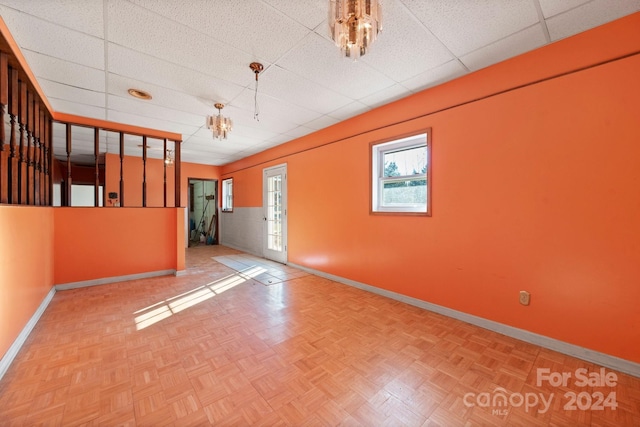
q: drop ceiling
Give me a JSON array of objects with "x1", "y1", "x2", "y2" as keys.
[{"x1": 0, "y1": 0, "x2": 638, "y2": 166}]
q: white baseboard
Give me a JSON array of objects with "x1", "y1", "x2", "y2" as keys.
[
  {"x1": 218, "y1": 241, "x2": 263, "y2": 259},
  {"x1": 55, "y1": 269, "x2": 177, "y2": 291},
  {"x1": 288, "y1": 262, "x2": 640, "y2": 378},
  {"x1": 1, "y1": 269, "x2": 180, "y2": 381},
  {"x1": 0, "y1": 287, "x2": 56, "y2": 381}
]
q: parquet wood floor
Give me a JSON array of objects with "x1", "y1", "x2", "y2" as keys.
[{"x1": 1, "y1": 245, "x2": 638, "y2": 426}]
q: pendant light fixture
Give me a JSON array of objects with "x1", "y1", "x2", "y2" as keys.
[
  {"x1": 250, "y1": 62, "x2": 263, "y2": 121},
  {"x1": 206, "y1": 103, "x2": 233, "y2": 140},
  {"x1": 164, "y1": 149, "x2": 174, "y2": 165},
  {"x1": 329, "y1": 0, "x2": 381, "y2": 59}
]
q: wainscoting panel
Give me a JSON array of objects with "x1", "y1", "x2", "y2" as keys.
[{"x1": 219, "y1": 207, "x2": 263, "y2": 256}]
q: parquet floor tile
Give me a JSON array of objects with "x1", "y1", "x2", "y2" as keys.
[{"x1": 0, "y1": 244, "x2": 639, "y2": 425}]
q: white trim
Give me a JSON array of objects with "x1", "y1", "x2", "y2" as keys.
[
  {"x1": 55, "y1": 270, "x2": 176, "y2": 291},
  {"x1": 262, "y1": 164, "x2": 288, "y2": 264},
  {"x1": 372, "y1": 134, "x2": 428, "y2": 213},
  {"x1": 174, "y1": 270, "x2": 187, "y2": 277},
  {"x1": 222, "y1": 178, "x2": 233, "y2": 212},
  {"x1": 288, "y1": 262, "x2": 640, "y2": 378},
  {"x1": 222, "y1": 241, "x2": 263, "y2": 258},
  {"x1": 0, "y1": 287, "x2": 56, "y2": 381}
]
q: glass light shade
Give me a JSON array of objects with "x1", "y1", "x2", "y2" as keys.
[
  {"x1": 206, "y1": 106, "x2": 233, "y2": 140},
  {"x1": 164, "y1": 150, "x2": 174, "y2": 165},
  {"x1": 329, "y1": 0, "x2": 381, "y2": 59}
]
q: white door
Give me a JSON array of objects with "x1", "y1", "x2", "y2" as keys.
[{"x1": 263, "y1": 164, "x2": 287, "y2": 263}]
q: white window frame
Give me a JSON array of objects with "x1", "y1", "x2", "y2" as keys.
[
  {"x1": 371, "y1": 130, "x2": 431, "y2": 215},
  {"x1": 222, "y1": 178, "x2": 233, "y2": 212}
]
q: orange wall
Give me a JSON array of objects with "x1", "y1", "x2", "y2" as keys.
[
  {"x1": 221, "y1": 15, "x2": 640, "y2": 363},
  {"x1": 0, "y1": 206, "x2": 54, "y2": 358},
  {"x1": 104, "y1": 153, "x2": 220, "y2": 208},
  {"x1": 53, "y1": 207, "x2": 183, "y2": 284},
  {"x1": 1, "y1": 162, "x2": 193, "y2": 359}
]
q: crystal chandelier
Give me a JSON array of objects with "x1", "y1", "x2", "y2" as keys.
[
  {"x1": 206, "y1": 103, "x2": 233, "y2": 140},
  {"x1": 329, "y1": 0, "x2": 381, "y2": 59}
]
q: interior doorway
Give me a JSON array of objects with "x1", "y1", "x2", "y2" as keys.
[{"x1": 188, "y1": 178, "x2": 218, "y2": 247}]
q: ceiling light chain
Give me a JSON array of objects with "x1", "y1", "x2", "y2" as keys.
[
  {"x1": 206, "y1": 103, "x2": 233, "y2": 140},
  {"x1": 254, "y1": 77, "x2": 260, "y2": 121},
  {"x1": 250, "y1": 62, "x2": 264, "y2": 121},
  {"x1": 329, "y1": 0, "x2": 381, "y2": 59}
]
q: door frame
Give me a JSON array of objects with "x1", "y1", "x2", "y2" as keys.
[
  {"x1": 187, "y1": 178, "x2": 218, "y2": 247},
  {"x1": 262, "y1": 163, "x2": 287, "y2": 263}
]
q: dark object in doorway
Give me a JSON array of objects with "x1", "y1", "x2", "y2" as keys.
[{"x1": 108, "y1": 192, "x2": 118, "y2": 199}]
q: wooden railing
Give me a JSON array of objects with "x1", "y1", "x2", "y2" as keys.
[
  {"x1": 58, "y1": 118, "x2": 182, "y2": 208},
  {"x1": 0, "y1": 19, "x2": 182, "y2": 208},
  {"x1": 0, "y1": 51, "x2": 52, "y2": 206}
]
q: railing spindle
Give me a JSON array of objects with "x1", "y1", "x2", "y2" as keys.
[
  {"x1": 0, "y1": 52, "x2": 8, "y2": 203},
  {"x1": 163, "y1": 138, "x2": 167, "y2": 208},
  {"x1": 65, "y1": 123, "x2": 72, "y2": 206},
  {"x1": 94, "y1": 127, "x2": 99, "y2": 207},
  {"x1": 119, "y1": 132, "x2": 124, "y2": 207},
  {"x1": 25, "y1": 91, "x2": 34, "y2": 204},
  {"x1": 17, "y1": 80, "x2": 26, "y2": 204},
  {"x1": 174, "y1": 140, "x2": 181, "y2": 208},
  {"x1": 142, "y1": 135, "x2": 147, "y2": 207},
  {"x1": 8, "y1": 67, "x2": 18, "y2": 203}
]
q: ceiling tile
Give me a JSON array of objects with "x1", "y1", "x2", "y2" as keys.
[
  {"x1": 0, "y1": 6, "x2": 104, "y2": 69},
  {"x1": 327, "y1": 101, "x2": 370, "y2": 120},
  {"x1": 220, "y1": 104, "x2": 302, "y2": 135},
  {"x1": 460, "y1": 24, "x2": 547, "y2": 71},
  {"x1": 106, "y1": 110, "x2": 199, "y2": 137},
  {"x1": 546, "y1": 0, "x2": 640, "y2": 41},
  {"x1": 276, "y1": 32, "x2": 396, "y2": 100},
  {"x1": 129, "y1": 0, "x2": 311, "y2": 64},
  {"x1": 360, "y1": 0, "x2": 453, "y2": 82},
  {"x1": 39, "y1": 79, "x2": 105, "y2": 108},
  {"x1": 401, "y1": 0, "x2": 539, "y2": 56},
  {"x1": 259, "y1": 65, "x2": 353, "y2": 114},
  {"x1": 107, "y1": 45, "x2": 246, "y2": 105},
  {"x1": 538, "y1": 0, "x2": 591, "y2": 18},
  {"x1": 401, "y1": 60, "x2": 468, "y2": 92},
  {"x1": 107, "y1": 0, "x2": 260, "y2": 87},
  {"x1": 23, "y1": 51, "x2": 105, "y2": 92},
  {"x1": 49, "y1": 98, "x2": 106, "y2": 120},
  {"x1": 231, "y1": 89, "x2": 322, "y2": 127},
  {"x1": 304, "y1": 115, "x2": 340, "y2": 130},
  {"x1": 359, "y1": 84, "x2": 410, "y2": 108},
  {"x1": 107, "y1": 95, "x2": 205, "y2": 128},
  {"x1": 0, "y1": 0, "x2": 104, "y2": 37},
  {"x1": 284, "y1": 126, "x2": 315, "y2": 139},
  {"x1": 261, "y1": 0, "x2": 327, "y2": 30},
  {"x1": 190, "y1": 120, "x2": 280, "y2": 145},
  {"x1": 108, "y1": 74, "x2": 218, "y2": 117}
]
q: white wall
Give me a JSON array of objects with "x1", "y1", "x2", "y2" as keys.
[{"x1": 219, "y1": 207, "x2": 262, "y2": 256}]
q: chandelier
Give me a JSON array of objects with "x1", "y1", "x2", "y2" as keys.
[
  {"x1": 329, "y1": 0, "x2": 381, "y2": 59},
  {"x1": 164, "y1": 149, "x2": 174, "y2": 165},
  {"x1": 206, "y1": 103, "x2": 233, "y2": 140}
]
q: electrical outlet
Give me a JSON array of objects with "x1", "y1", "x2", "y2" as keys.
[{"x1": 519, "y1": 291, "x2": 531, "y2": 306}]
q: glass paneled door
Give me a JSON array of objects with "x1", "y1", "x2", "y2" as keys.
[{"x1": 263, "y1": 164, "x2": 287, "y2": 263}]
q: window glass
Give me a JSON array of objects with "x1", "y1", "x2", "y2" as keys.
[
  {"x1": 222, "y1": 178, "x2": 233, "y2": 211},
  {"x1": 371, "y1": 130, "x2": 431, "y2": 215}
]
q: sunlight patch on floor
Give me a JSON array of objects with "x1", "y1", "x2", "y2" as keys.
[{"x1": 134, "y1": 265, "x2": 267, "y2": 330}]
